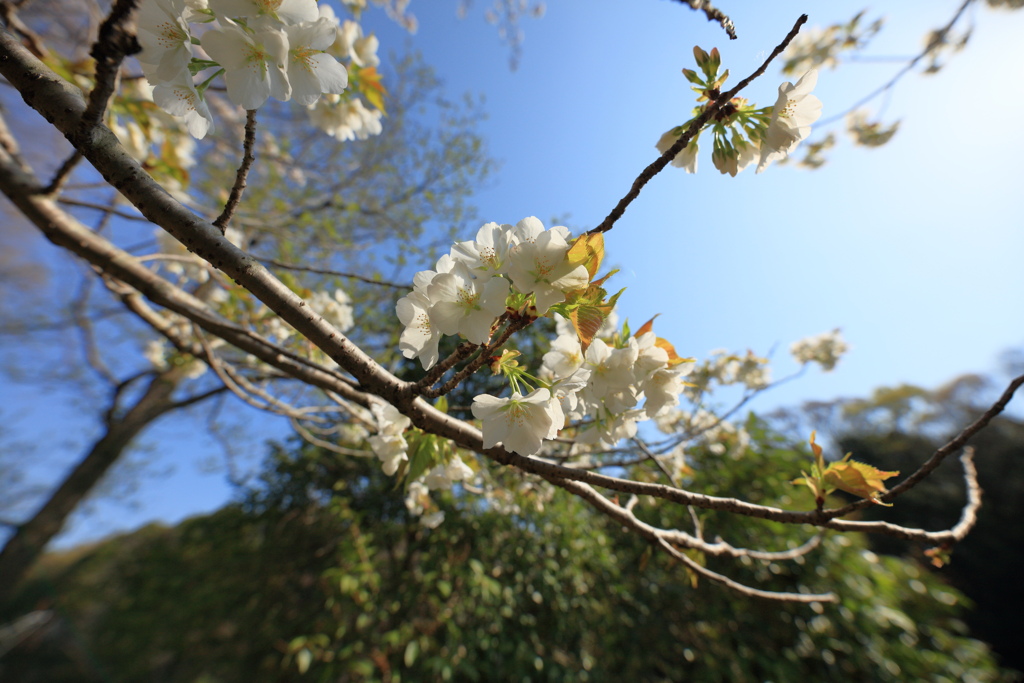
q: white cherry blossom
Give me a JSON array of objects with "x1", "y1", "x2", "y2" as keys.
[
  {"x1": 641, "y1": 362, "x2": 694, "y2": 418},
  {"x1": 541, "y1": 333, "x2": 585, "y2": 379},
  {"x1": 335, "y1": 19, "x2": 381, "y2": 68},
  {"x1": 791, "y1": 328, "x2": 848, "y2": 371},
  {"x1": 424, "y1": 454, "x2": 474, "y2": 489},
  {"x1": 757, "y1": 70, "x2": 822, "y2": 173},
  {"x1": 507, "y1": 224, "x2": 589, "y2": 314},
  {"x1": 396, "y1": 289, "x2": 441, "y2": 370},
  {"x1": 284, "y1": 18, "x2": 349, "y2": 106},
  {"x1": 209, "y1": 0, "x2": 318, "y2": 24},
  {"x1": 471, "y1": 389, "x2": 560, "y2": 456},
  {"x1": 450, "y1": 221, "x2": 513, "y2": 280},
  {"x1": 308, "y1": 95, "x2": 383, "y2": 140},
  {"x1": 137, "y1": 0, "x2": 194, "y2": 83},
  {"x1": 426, "y1": 262, "x2": 509, "y2": 344},
  {"x1": 308, "y1": 288, "x2": 354, "y2": 332},
  {"x1": 368, "y1": 402, "x2": 411, "y2": 475},
  {"x1": 202, "y1": 23, "x2": 290, "y2": 109},
  {"x1": 152, "y1": 72, "x2": 215, "y2": 138}
]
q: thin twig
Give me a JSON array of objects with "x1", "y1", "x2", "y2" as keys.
[
  {"x1": 550, "y1": 475, "x2": 835, "y2": 602},
  {"x1": 70, "y1": 271, "x2": 119, "y2": 386},
  {"x1": 58, "y1": 197, "x2": 150, "y2": 222},
  {"x1": 44, "y1": 151, "x2": 83, "y2": 196},
  {"x1": 588, "y1": 14, "x2": 807, "y2": 235},
  {"x1": 46, "y1": 0, "x2": 140, "y2": 194},
  {"x1": 82, "y1": 0, "x2": 139, "y2": 130},
  {"x1": 291, "y1": 418, "x2": 374, "y2": 458},
  {"x1": 633, "y1": 437, "x2": 681, "y2": 487},
  {"x1": 214, "y1": 109, "x2": 258, "y2": 233},
  {"x1": 657, "y1": 537, "x2": 836, "y2": 603},
  {"x1": 420, "y1": 316, "x2": 533, "y2": 399},
  {"x1": 257, "y1": 257, "x2": 407, "y2": 289},
  {"x1": 0, "y1": 0, "x2": 48, "y2": 59},
  {"x1": 672, "y1": 0, "x2": 737, "y2": 40},
  {"x1": 414, "y1": 339, "x2": 483, "y2": 392},
  {"x1": 827, "y1": 374, "x2": 1022, "y2": 517}
]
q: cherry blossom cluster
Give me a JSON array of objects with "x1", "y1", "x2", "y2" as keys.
[
  {"x1": 395, "y1": 217, "x2": 589, "y2": 371},
  {"x1": 523, "y1": 317, "x2": 696, "y2": 450},
  {"x1": 387, "y1": 217, "x2": 695, "y2": 461},
  {"x1": 304, "y1": 6, "x2": 386, "y2": 140},
  {"x1": 790, "y1": 328, "x2": 848, "y2": 371},
  {"x1": 656, "y1": 46, "x2": 822, "y2": 176},
  {"x1": 137, "y1": 0, "x2": 353, "y2": 138}
]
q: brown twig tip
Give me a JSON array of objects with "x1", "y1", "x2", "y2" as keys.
[{"x1": 675, "y1": 0, "x2": 738, "y2": 40}]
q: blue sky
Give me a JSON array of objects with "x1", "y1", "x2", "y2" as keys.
[{"x1": 6, "y1": 0, "x2": 1022, "y2": 547}]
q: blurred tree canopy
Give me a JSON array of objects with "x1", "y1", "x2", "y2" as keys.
[
  {"x1": 2, "y1": 418, "x2": 1011, "y2": 681},
  {"x1": 774, "y1": 367, "x2": 1024, "y2": 672}
]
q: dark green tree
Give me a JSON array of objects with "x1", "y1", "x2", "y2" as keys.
[
  {"x1": 3, "y1": 421, "x2": 1010, "y2": 682},
  {"x1": 782, "y1": 370, "x2": 1024, "y2": 672}
]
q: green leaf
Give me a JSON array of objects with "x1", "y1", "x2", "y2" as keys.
[
  {"x1": 403, "y1": 433, "x2": 439, "y2": 490},
  {"x1": 822, "y1": 456, "x2": 899, "y2": 504}
]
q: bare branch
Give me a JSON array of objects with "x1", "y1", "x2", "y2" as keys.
[
  {"x1": 258, "y1": 257, "x2": 408, "y2": 289},
  {"x1": 420, "y1": 315, "x2": 533, "y2": 399},
  {"x1": 0, "y1": 0, "x2": 48, "y2": 59},
  {"x1": 671, "y1": 0, "x2": 737, "y2": 40},
  {"x1": 214, "y1": 109, "x2": 258, "y2": 233},
  {"x1": 549, "y1": 476, "x2": 835, "y2": 603},
  {"x1": 45, "y1": 0, "x2": 140, "y2": 194},
  {"x1": 657, "y1": 538, "x2": 835, "y2": 603},
  {"x1": 290, "y1": 419, "x2": 374, "y2": 458},
  {"x1": 58, "y1": 196, "x2": 150, "y2": 222}
]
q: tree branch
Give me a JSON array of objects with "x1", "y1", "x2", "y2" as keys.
[
  {"x1": 827, "y1": 373, "x2": 1023, "y2": 517},
  {"x1": 672, "y1": 0, "x2": 737, "y2": 40},
  {"x1": 257, "y1": 257, "x2": 407, "y2": 289},
  {"x1": 213, "y1": 109, "x2": 257, "y2": 233}
]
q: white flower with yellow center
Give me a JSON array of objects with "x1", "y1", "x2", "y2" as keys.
[
  {"x1": 450, "y1": 221, "x2": 514, "y2": 280},
  {"x1": 507, "y1": 224, "x2": 589, "y2": 314},
  {"x1": 396, "y1": 290, "x2": 441, "y2": 370},
  {"x1": 202, "y1": 23, "x2": 290, "y2": 110},
  {"x1": 757, "y1": 70, "x2": 822, "y2": 173},
  {"x1": 138, "y1": 0, "x2": 194, "y2": 83},
  {"x1": 284, "y1": 18, "x2": 349, "y2": 106},
  {"x1": 427, "y1": 262, "x2": 509, "y2": 344},
  {"x1": 472, "y1": 389, "x2": 562, "y2": 456}
]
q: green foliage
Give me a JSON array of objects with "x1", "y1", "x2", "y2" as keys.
[
  {"x1": 775, "y1": 366, "x2": 1024, "y2": 675},
  {"x1": 834, "y1": 401, "x2": 1024, "y2": 673},
  {"x1": 4, "y1": 422, "x2": 1009, "y2": 682}
]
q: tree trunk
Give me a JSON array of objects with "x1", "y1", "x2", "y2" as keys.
[{"x1": 0, "y1": 371, "x2": 181, "y2": 605}]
